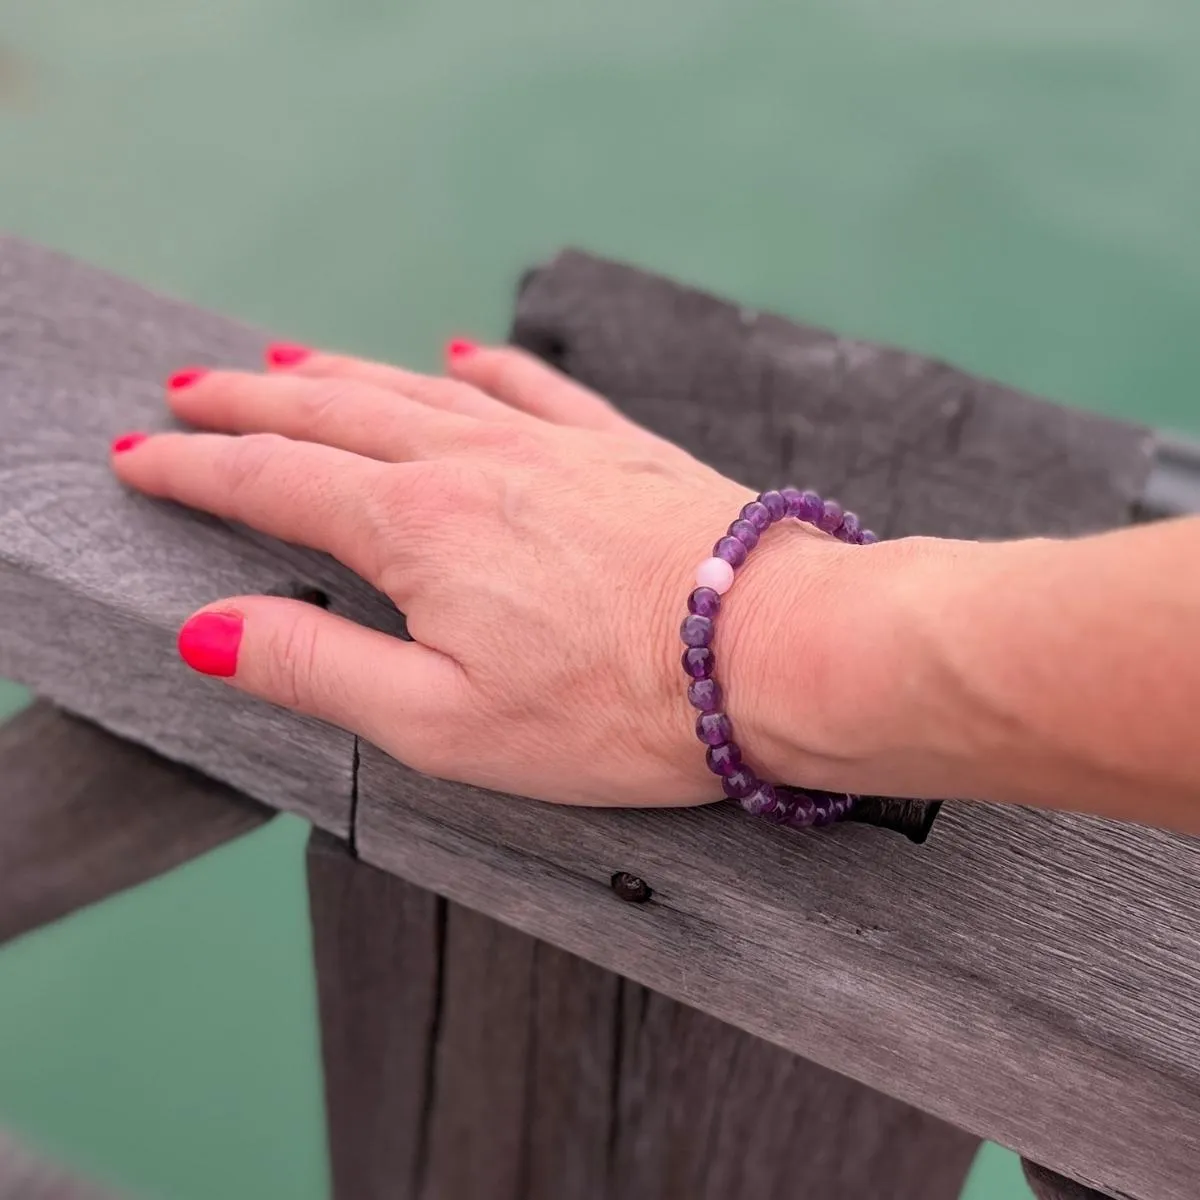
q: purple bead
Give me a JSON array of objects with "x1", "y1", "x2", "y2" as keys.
[
  {"x1": 811, "y1": 794, "x2": 838, "y2": 826},
  {"x1": 680, "y1": 614, "x2": 714, "y2": 648},
  {"x1": 721, "y1": 766, "x2": 756, "y2": 800},
  {"x1": 696, "y1": 712, "x2": 733, "y2": 746},
  {"x1": 860, "y1": 529, "x2": 879, "y2": 545},
  {"x1": 681, "y1": 647, "x2": 714, "y2": 679},
  {"x1": 742, "y1": 782, "x2": 780, "y2": 819},
  {"x1": 740, "y1": 501, "x2": 771, "y2": 532},
  {"x1": 705, "y1": 742, "x2": 742, "y2": 777},
  {"x1": 796, "y1": 490, "x2": 823, "y2": 524},
  {"x1": 714, "y1": 536, "x2": 748, "y2": 568},
  {"x1": 817, "y1": 499, "x2": 844, "y2": 534},
  {"x1": 784, "y1": 791, "x2": 818, "y2": 828},
  {"x1": 688, "y1": 587, "x2": 721, "y2": 618},
  {"x1": 838, "y1": 511, "x2": 861, "y2": 543},
  {"x1": 781, "y1": 487, "x2": 803, "y2": 518},
  {"x1": 759, "y1": 490, "x2": 787, "y2": 522},
  {"x1": 687, "y1": 678, "x2": 723, "y2": 712},
  {"x1": 729, "y1": 518, "x2": 759, "y2": 550}
]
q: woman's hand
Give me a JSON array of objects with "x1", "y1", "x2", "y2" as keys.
[{"x1": 110, "y1": 340, "x2": 856, "y2": 808}]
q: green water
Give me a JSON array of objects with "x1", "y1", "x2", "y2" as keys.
[{"x1": 3, "y1": 0, "x2": 1198, "y2": 1195}]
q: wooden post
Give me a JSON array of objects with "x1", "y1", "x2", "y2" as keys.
[{"x1": 307, "y1": 832, "x2": 978, "y2": 1200}]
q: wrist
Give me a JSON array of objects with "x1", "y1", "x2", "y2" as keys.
[{"x1": 730, "y1": 532, "x2": 997, "y2": 799}]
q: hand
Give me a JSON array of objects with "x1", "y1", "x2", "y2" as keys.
[{"x1": 110, "y1": 340, "x2": 853, "y2": 807}]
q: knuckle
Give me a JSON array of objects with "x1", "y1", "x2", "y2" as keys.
[
  {"x1": 221, "y1": 433, "x2": 286, "y2": 498},
  {"x1": 267, "y1": 611, "x2": 322, "y2": 711},
  {"x1": 467, "y1": 419, "x2": 537, "y2": 459},
  {"x1": 296, "y1": 380, "x2": 355, "y2": 432}
]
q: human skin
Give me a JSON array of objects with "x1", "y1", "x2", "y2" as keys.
[{"x1": 108, "y1": 341, "x2": 1200, "y2": 831}]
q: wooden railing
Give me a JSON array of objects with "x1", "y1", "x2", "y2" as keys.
[{"x1": 1, "y1": 238, "x2": 1190, "y2": 1200}]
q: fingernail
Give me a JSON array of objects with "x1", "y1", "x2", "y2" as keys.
[
  {"x1": 446, "y1": 337, "x2": 478, "y2": 360},
  {"x1": 266, "y1": 342, "x2": 311, "y2": 368},
  {"x1": 167, "y1": 367, "x2": 208, "y2": 391},
  {"x1": 111, "y1": 431, "x2": 148, "y2": 455},
  {"x1": 178, "y1": 611, "x2": 243, "y2": 678}
]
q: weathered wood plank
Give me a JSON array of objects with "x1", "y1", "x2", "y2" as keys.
[
  {"x1": 0, "y1": 237, "x2": 404, "y2": 834},
  {"x1": 0, "y1": 1129, "x2": 122, "y2": 1199},
  {"x1": 306, "y1": 830, "x2": 442, "y2": 1200},
  {"x1": 306, "y1": 833, "x2": 977, "y2": 1200},
  {"x1": 354, "y1": 253, "x2": 1184, "y2": 1200},
  {"x1": 0, "y1": 703, "x2": 270, "y2": 945},
  {"x1": 1023, "y1": 1162, "x2": 1116, "y2": 1200}
]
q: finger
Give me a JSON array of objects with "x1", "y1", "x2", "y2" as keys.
[
  {"x1": 262, "y1": 342, "x2": 522, "y2": 423},
  {"x1": 444, "y1": 340, "x2": 631, "y2": 432},
  {"x1": 111, "y1": 430, "x2": 393, "y2": 585},
  {"x1": 165, "y1": 368, "x2": 476, "y2": 462},
  {"x1": 176, "y1": 595, "x2": 464, "y2": 755}
]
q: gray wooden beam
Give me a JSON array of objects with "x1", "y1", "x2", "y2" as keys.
[
  {"x1": 0, "y1": 703, "x2": 270, "y2": 946},
  {"x1": 307, "y1": 832, "x2": 978, "y2": 1200},
  {"x1": 0, "y1": 1129, "x2": 123, "y2": 1199},
  {"x1": 351, "y1": 253, "x2": 1182, "y2": 1200},
  {"x1": 0, "y1": 236, "x2": 404, "y2": 835}
]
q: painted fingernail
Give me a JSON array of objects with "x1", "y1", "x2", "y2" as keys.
[
  {"x1": 446, "y1": 337, "x2": 478, "y2": 360},
  {"x1": 177, "y1": 611, "x2": 243, "y2": 678},
  {"x1": 111, "y1": 431, "x2": 148, "y2": 455},
  {"x1": 266, "y1": 342, "x2": 311, "y2": 368},
  {"x1": 167, "y1": 367, "x2": 208, "y2": 391}
]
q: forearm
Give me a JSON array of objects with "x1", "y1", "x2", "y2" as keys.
[{"x1": 760, "y1": 519, "x2": 1200, "y2": 828}]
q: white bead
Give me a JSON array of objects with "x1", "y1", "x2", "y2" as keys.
[{"x1": 695, "y1": 556, "x2": 735, "y2": 594}]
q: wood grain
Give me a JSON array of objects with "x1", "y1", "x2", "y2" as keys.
[
  {"x1": 0, "y1": 703, "x2": 270, "y2": 945},
  {"x1": 307, "y1": 833, "x2": 977, "y2": 1200},
  {"x1": 0, "y1": 236, "x2": 405, "y2": 834},
  {"x1": 1024, "y1": 1161, "x2": 1117, "y2": 1200},
  {"x1": 0, "y1": 1129, "x2": 122, "y2": 1199},
  {"x1": 355, "y1": 252, "x2": 1177, "y2": 1200}
]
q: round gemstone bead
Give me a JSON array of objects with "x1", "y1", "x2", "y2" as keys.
[
  {"x1": 781, "y1": 487, "x2": 803, "y2": 518},
  {"x1": 681, "y1": 647, "x2": 715, "y2": 679},
  {"x1": 680, "y1": 614, "x2": 714, "y2": 648},
  {"x1": 696, "y1": 712, "x2": 733, "y2": 746},
  {"x1": 759, "y1": 490, "x2": 787, "y2": 521},
  {"x1": 860, "y1": 529, "x2": 879, "y2": 545},
  {"x1": 705, "y1": 742, "x2": 742, "y2": 777},
  {"x1": 695, "y1": 556, "x2": 735, "y2": 593},
  {"x1": 687, "y1": 678, "x2": 722, "y2": 712},
  {"x1": 728, "y1": 518, "x2": 759, "y2": 550},
  {"x1": 838, "y1": 512, "x2": 861, "y2": 543},
  {"x1": 714, "y1": 536, "x2": 748, "y2": 568},
  {"x1": 688, "y1": 587, "x2": 721, "y2": 618},
  {"x1": 796, "y1": 490, "x2": 823, "y2": 524},
  {"x1": 784, "y1": 791, "x2": 818, "y2": 828},
  {"x1": 742, "y1": 782, "x2": 779, "y2": 817},
  {"x1": 817, "y1": 500, "x2": 844, "y2": 534},
  {"x1": 721, "y1": 766, "x2": 756, "y2": 800},
  {"x1": 811, "y1": 794, "x2": 837, "y2": 826},
  {"x1": 740, "y1": 501, "x2": 771, "y2": 532}
]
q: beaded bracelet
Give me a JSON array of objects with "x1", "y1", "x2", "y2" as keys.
[{"x1": 680, "y1": 488, "x2": 877, "y2": 829}]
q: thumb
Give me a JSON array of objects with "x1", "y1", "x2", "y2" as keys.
[{"x1": 176, "y1": 595, "x2": 461, "y2": 750}]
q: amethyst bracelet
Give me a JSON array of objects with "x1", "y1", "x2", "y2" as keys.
[{"x1": 681, "y1": 488, "x2": 877, "y2": 829}]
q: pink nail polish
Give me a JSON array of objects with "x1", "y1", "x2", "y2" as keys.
[
  {"x1": 266, "y1": 342, "x2": 311, "y2": 368},
  {"x1": 111, "y1": 431, "x2": 148, "y2": 455},
  {"x1": 167, "y1": 367, "x2": 208, "y2": 391},
  {"x1": 446, "y1": 337, "x2": 478, "y2": 360},
  {"x1": 177, "y1": 611, "x2": 243, "y2": 678}
]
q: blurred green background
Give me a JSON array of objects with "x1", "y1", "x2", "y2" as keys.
[{"x1": 2, "y1": 0, "x2": 1198, "y2": 1196}]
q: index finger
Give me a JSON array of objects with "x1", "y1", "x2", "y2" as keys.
[{"x1": 111, "y1": 430, "x2": 395, "y2": 587}]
